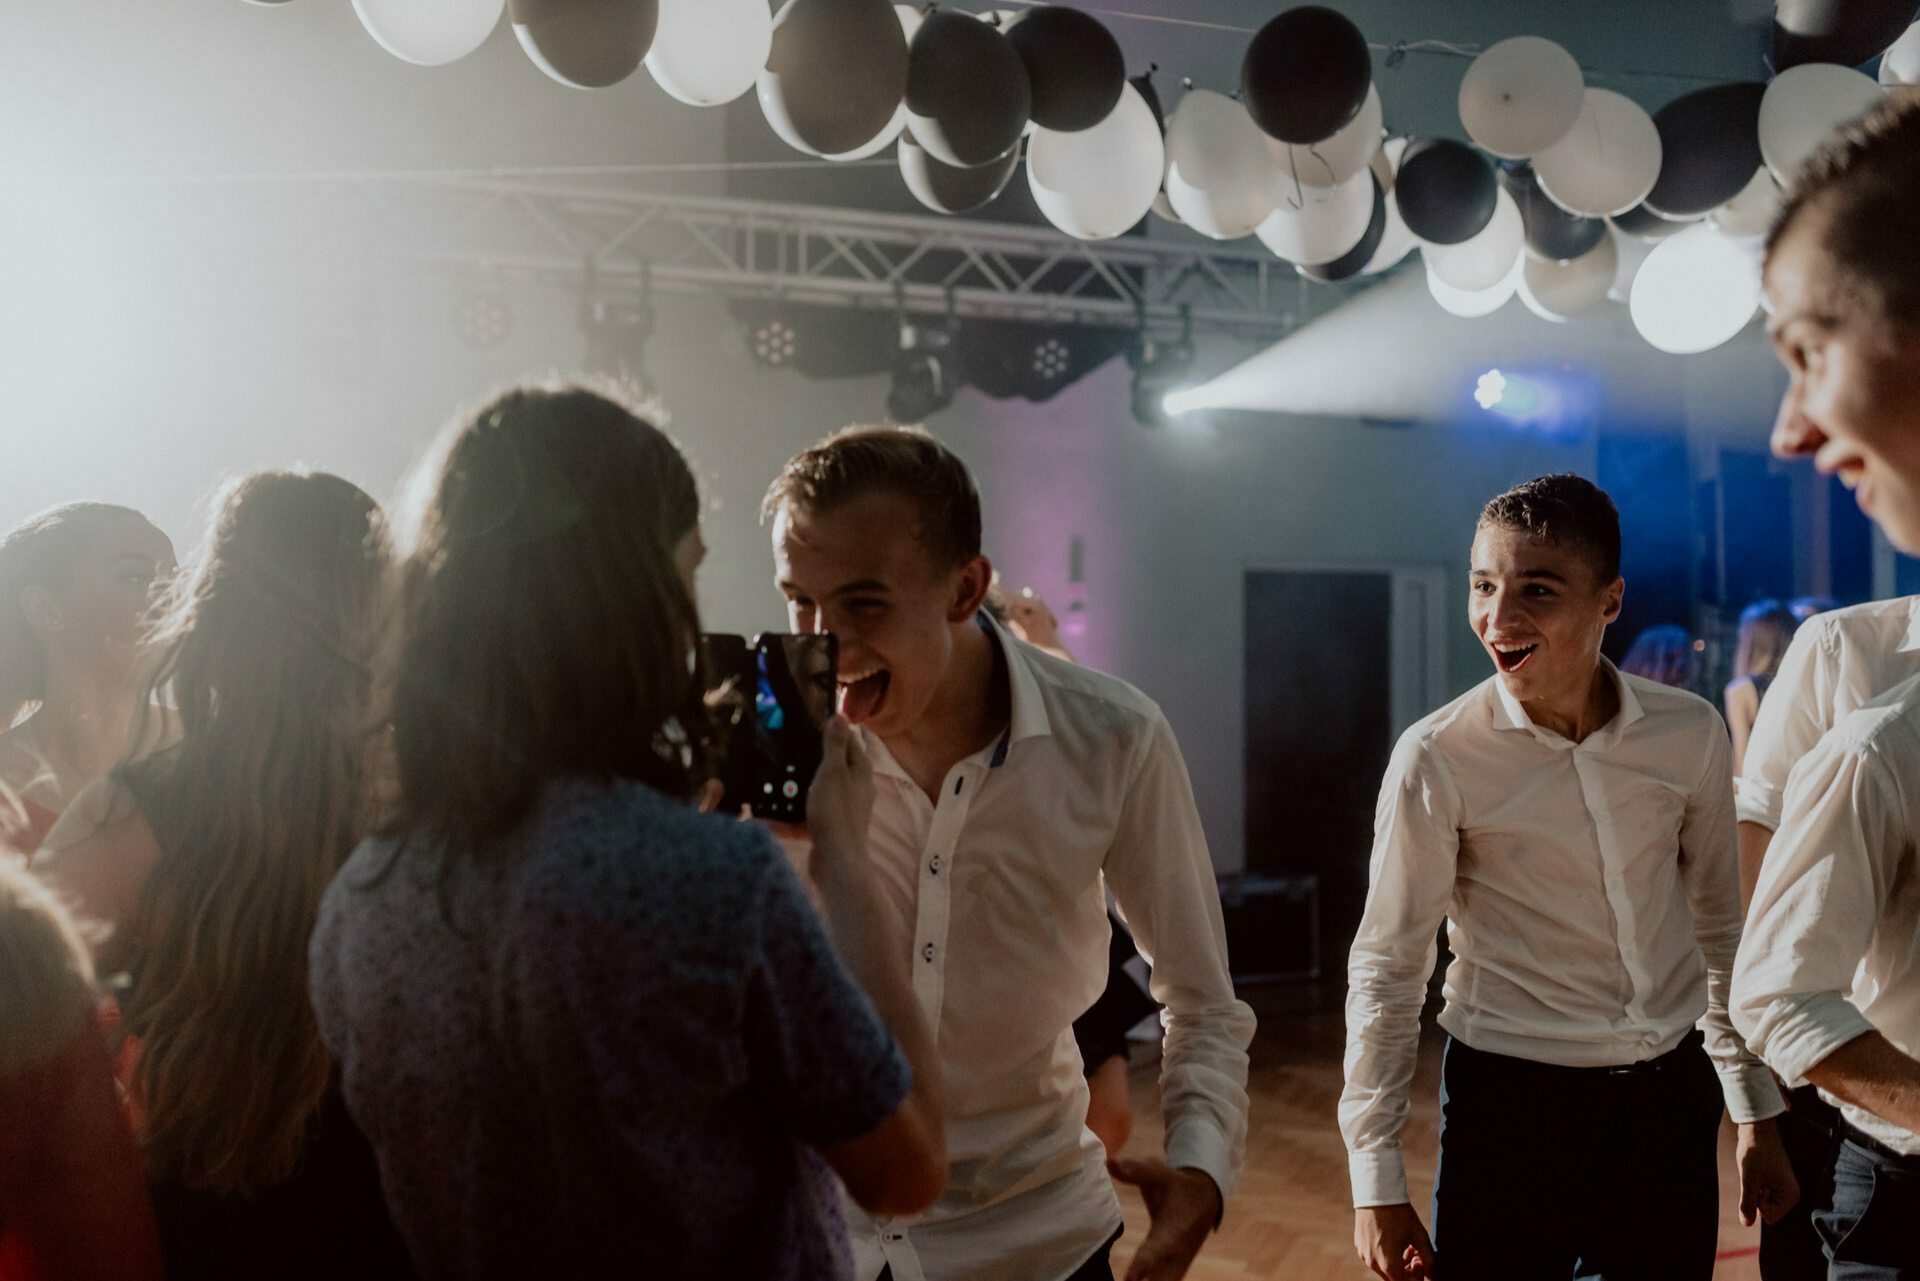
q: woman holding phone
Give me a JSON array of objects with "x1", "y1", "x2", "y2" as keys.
[{"x1": 310, "y1": 381, "x2": 945, "y2": 1280}]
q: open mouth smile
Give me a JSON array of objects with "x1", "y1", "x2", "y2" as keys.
[{"x1": 1492, "y1": 642, "x2": 1538, "y2": 674}]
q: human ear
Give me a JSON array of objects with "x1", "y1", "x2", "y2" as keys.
[{"x1": 951, "y1": 555, "x2": 994, "y2": 623}]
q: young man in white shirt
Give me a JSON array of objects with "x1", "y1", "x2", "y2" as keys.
[
  {"x1": 1733, "y1": 594, "x2": 1920, "y2": 1281},
  {"x1": 1343, "y1": 474, "x2": 1795, "y2": 1281},
  {"x1": 764, "y1": 427, "x2": 1254, "y2": 1281},
  {"x1": 1734, "y1": 89, "x2": 1920, "y2": 1281}
]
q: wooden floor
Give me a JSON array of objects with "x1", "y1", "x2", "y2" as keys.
[{"x1": 1108, "y1": 992, "x2": 1762, "y2": 1281}]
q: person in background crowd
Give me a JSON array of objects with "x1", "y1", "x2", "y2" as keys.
[
  {"x1": 1346, "y1": 475, "x2": 1794, "y2": 1281},
  {"x1": 982, "y1": 584, "x2": 1158, "y2": 1160},
  {"x1": 767, "y1": 426, "x2": 1253, "y2": 1281},
  {"x1": 310, "y1": 383, "x2": 945, "y2": 1280},
  {"x1": 1724, "y1": 600, "x2": 1799, "y2": 775},
  {"x1": 1619, "y1": 623, "x2": 1699, "y2": 690},
  {"x1": 1733, "y1": 595, "x2": 1920, "y2": 1281},
  {"x1": 1735, "y1": 88, "x2": 1920, "y2": 1281},
  {"x1": 34, "y1": 472, "x2": 412, "y2": 1280},
  {"x1": 0, "y1": 791, "x2": 163, "y2": 1281},
  {"x1": 0, "y1": 505, "x2": 174, "y2": 855},
  {"x1": 1788, "y1": 596, "x2": 1837, "y2": 624}
]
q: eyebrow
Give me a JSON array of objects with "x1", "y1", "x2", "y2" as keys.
[
  {"x1": 1470, "y1": 568, "x2": 1569, "y2": 584},
  {"x1": 778, "y1": 578, "x2": 891, "y2": 598}
]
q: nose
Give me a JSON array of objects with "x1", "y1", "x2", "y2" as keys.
[
  {"x1": 1771, "y1": 384, "x2": 1825, "y2": 460},
  {"x1": 1486, "y1": 589, "x2": 1526, "y2": 634}
]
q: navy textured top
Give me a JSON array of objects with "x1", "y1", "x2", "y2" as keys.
[{"x1": 310, "y1": 779, "x2": 909, "y2": 1281}]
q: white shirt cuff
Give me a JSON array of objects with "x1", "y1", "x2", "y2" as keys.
[
  {"x1": 1733, "y1": 783, "x2": 1782, "y2": 831},
  {"x1": 1756, "y1": 993, "x2": 1880, "y2": 1090},
  {"x1": 1721, "y1": 1062, "x2": 1787, "y2": 1124},
  {"x1": 1166, "y1": 1120, "x2": 1236, "y2": 1206},
  {"x1": 1348, "y1": 1147, "x2": 1411, "y2": 1208}
]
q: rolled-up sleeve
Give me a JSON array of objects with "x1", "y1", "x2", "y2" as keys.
[
  {"x1": 1102, "y1": 713, "x2": 1256, "y2": 1204},
  {"x1": 1679, "y1": 719, "x2": 1785, "y2": 1123},
  {"x1": 1737, "y1": 622, "x2": 1837, "y2": 831},
  {"x1": 1339, "y1": 731, "x2": 1460, "y2": 1208},
  {"x1": 1733, "y1": 729, "x2": 1904, "y2": 1087}
]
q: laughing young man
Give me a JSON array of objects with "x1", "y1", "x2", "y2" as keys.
[
  {"x1": 1342, "y1": 475, "x2": 1794, "y2": 1281},
  {"x1": 1732, "y1": 90, "x2": 1920, "y2": 1281},
  {"x1": 763, "y1": 427, "x2": 1254, "y2": 1281}
]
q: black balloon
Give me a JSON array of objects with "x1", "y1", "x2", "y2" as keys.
[
  {"x1": 1001, "y1": 7, "x2": 1125, "y2": 132},
  {"x1": 1240, "y1": 5, "x2": 1373, "y2": 145},
  {"x1": 1643, "y1": 82, "x2": 1767, "y2": 219},
  {"x1": 1299, "y1": 174, "x2": 1387, "y2": 282},
  {"x1": 510, "y1": 0, "x2": 659, "y2": 89},
  {"x1": 761, "y1": 0, "x2": 911, "y2": 157},
  {"x1": 900, "y1": 135, "x2": 1022, "y2": 214},
  {"x1": 1772, "y1": 0, "x2": 1917, "y2": 71},
  {"x1": 1501, "y1": 164, "x2": 1607, "y2": 262},
  {"x1": 1394, "y1": 138, "x2": 1497, "y2": 246},
  {"x1": 1610, "y1": 202, "x2": 1699, "y2": 240},
  {"x1": 906, "y1": 12, "x2": 1031, "y2": 168}
]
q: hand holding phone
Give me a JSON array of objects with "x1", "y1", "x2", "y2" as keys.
[{"x1": 702, "y1": 633, "x2": 838, "y2": 822}]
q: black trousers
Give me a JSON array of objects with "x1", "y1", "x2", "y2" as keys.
[
  {"x1": 875, "y1": 1227, "x2": 1122, "y2": 1281},
  {"x1": 1431, "y1": 1031, "x2": 1724, "y2": 1281},
  {"x1": 1761, "y1": 1083, "x2": 1842, "y2": 1281}
]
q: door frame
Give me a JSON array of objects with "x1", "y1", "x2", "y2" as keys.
[{"x1": 1243, "y1": 560, "x2": 1450, "y2": 739}]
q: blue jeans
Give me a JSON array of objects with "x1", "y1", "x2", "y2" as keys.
[
  {"x1": 1431, "y1": 1032, "x2": 1723, "y2": 1280},
  {"x1": 1815, "y1": 1127, "x2": 1920, "y2": 1280}
]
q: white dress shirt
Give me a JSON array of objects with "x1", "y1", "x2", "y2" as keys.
[
  {"x1": 1734, "y1": 673, "x2": 1920, "y2": 1155},
  {"x1": 1341, "y1": 662, "x2": 1785, "y2": 1207},
  {"x1": 1736, "y1": 595, "x2": 1920, "y2": 831},
  {"x1": 847, "y1": 618, "x2": 1255, "y2": 1281}
]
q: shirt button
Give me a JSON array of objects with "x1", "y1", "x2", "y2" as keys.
[
  {"x1": 929, "y1": 855, "x2": 942, "y2": 875},
  {"x1": 922, "y1": 943, "x2": 936, "y2": 963}
]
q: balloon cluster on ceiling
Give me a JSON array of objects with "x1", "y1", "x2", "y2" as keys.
[{"x1": 336, "y1": 0, "x2": 1920, "y2": 355}]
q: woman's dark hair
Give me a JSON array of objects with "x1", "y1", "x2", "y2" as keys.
[{"x1": 385, "y1": 380, "x2": 711, "y2": 852}]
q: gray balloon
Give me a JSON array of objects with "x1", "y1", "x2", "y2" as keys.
[
  {"x1": 900, "y1": 136, "x2": 1022, "y2": 214},
  {"x1": 511, "y1": 0, "x2": 659, "y2": 89},
  {"x1": 760, "y1": 0, "x2": 911, "y2": 157}
]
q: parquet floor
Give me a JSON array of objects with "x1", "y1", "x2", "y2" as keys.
[{"x1": 1108, "y1": 993, "x2": 1763, "y2": 1281}]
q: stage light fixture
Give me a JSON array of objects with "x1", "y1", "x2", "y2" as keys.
[
  {"x1": 886, "y1": 312, "x2": 960, "y2": 423},
  {"x1": 455, "y1": 291, "x2": 513, "y2": 350},
  {"x1": 1128, "y1": 305, "x2": 1195, "y2": 428},
  {"x1": 752, "y1": 319, "x2": 798, "y2": 367}
]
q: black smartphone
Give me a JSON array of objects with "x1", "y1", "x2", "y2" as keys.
[{"x1": 702, "y1": 632, "x2": 838, "y2": 822}]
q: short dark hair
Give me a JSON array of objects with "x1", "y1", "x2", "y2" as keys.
[
  {"x1": 1767, "y1": 89, "x2": 1920, "y2": 333},
  {"x1": 1479, "y1": 474, "x2": 1621, "y2": 584},
  {"x1": 762, "y1": 426, "x2": 982, "y2": 570}
]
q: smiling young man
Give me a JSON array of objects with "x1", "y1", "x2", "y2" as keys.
[
  {"x1": 1342, "y1": 475, "x2": 1793, "y2": 1281},
  {"x1": 764, "y1": 427, "x2": 1254, "y2": 1281},
  {"x1": 1731, "y1": 90, "x2": 1920, "y2": 1281}
]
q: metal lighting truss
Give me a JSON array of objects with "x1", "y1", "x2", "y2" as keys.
[{"x1": 314, "y1": 174, "x2": 1350, "y2": 339}]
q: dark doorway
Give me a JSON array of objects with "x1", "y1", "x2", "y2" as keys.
[{"x1": 1245, "y1": 570, "x2": 1395, "y2": 982}]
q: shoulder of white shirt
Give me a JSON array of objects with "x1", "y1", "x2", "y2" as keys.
[
  {"x1": 1823, "y1": 670, "x2": 1920, "y2": 759},
  {"x1": 1011, "y1": 637, "x2": 1166, "y2": 733}
]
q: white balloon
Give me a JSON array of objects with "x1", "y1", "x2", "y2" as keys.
[
  {"x1": 1534, "y1": 89, "x2": 1662, "y2": 217},
  {"x1": 1255, "y1": 167, "x2": 1375, "y2": 265},
  {"x1": 1710, "y1": 167, "x2": 1781, "y2": 240},
  {"x1": 1425, "y1": 187, "x2": 1523, "y2": 292},
  {"x1": 824, "y1": 5, "x2": 921, "y2": 161},
  {"x1": 1150, "y1": 189, "x2": 1184, "y2": 225},
  {"x1": 1164, "y1": 89, "x2": 1276, "y2": 239},
  {"x1": 1607, "y1": 227, "x2": 1654, "y2": 303},
  {"x1": 646, "y1": 0, "x2": 772, "y2": 106},
  {"x1": 1428, "y1": 255, "x2": 1522, "y2": 318},
  {"x1": 1520, "y1": 232, "x2": 1617, "y2": 320},
  {"x1": 1458, "y1": 36, "x2": 1586, "y2": 159},
  {"x1": 1027, "y1": 83, "x2": 1166, "y2": 240},
  {"x1": 1759, "y1": 64, "x2": 1885, "y2": 184},
  {"x1": 1630, "y1": 223, "x2": 1762, "y2": 354},
  {"x1": 1269, "y1": 83, "x2": 1383, "y2": 190},
  {"x1": 1882, "y1": 23, "x2": 1920, "y2": 86},
  {"x1": 355, "y1": 0, "x2": 503, "y2": 66}
]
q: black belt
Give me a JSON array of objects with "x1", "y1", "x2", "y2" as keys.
[
  {"x1": 1456, "y1": 1027, "x2": 1704, "y2": 1078},
  {"x1": 1841, "y1": 1120, "x2": 1920, "y2": 1167}
]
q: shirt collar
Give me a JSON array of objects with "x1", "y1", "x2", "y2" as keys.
[
  {"x1": 1900, "y1": 597, "x2": 1920, "y2": 654},
  {"x1": 1489, "y1": 657, "x2": 1643, "y2": 748},
  {"x1": 979, "y1": 611, "x2": 1053, "y2": 766}
]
